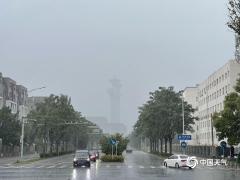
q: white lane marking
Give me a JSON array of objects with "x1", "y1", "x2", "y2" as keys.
[
  {"x1": 8, "y1": 166, "x2": 18, "y2": 168},
  {"x1": 116, "y1": 165, "x2": 121, "y2": 169},
  {"x1": 58, "y1": 165, "x2": 67, "y2": 169},
  {"x1": 36, "y1": 165, "x2": 45, "y2": 169},
  {"x1": 128, "y1": 166, "x2": 133, "y2": 169},
  {"x1": 139, "y1": 166, "x2": 145, "y2": 169},
  {"x1": 106, "y1": 165, "x2": 110, "y2": 168},
  {"x1": 150, "y1": 166, "x2": 156, "y2": 169},
  {"x1": 47, "y1": 165, "x2": 56, "y2": 169}
]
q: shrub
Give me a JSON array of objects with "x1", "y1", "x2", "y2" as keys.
[
  {"x1": 100, "y1": 133, "x2": 129, "y2": 155},
  {"x1": 40, "y1": 151, "x2": 74, "y2": 158},
  {"x1": 101, "y1": 155, "x2": 124, "y2": 162},
  {"x1": 237, "y1": 154, "x2": 240, "y2": 164}
]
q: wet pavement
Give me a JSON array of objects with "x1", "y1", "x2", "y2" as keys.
[{"x1": 0, "y1": 151, "x2": 240, "y2": 180}]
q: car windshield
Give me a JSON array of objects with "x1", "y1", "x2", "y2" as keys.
[
  {"x1": 75, "y1": 152, "x2": 89, "y2": 158},
  {"x1": 2, "y1": 1, "x2": 240, "y2": 180},
  {"x1": 180, "y1": 156, "x2": 189, "y2": 159}
]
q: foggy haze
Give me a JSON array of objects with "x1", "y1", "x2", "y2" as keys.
[{"x1": 0, "y1": 0, "x2": 234, "y2": 132}]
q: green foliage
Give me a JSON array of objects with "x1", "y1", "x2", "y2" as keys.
[
  {"x1": 100, "y1": 133, "x2": 129, "y2": 155},
  {"x1": 27, "y1": 94, "x2": 94, "y2": 154},
  {"x1": 237, "y1": 153, "x2": 240, "y2": 164},
  {"x1": 213, "y1": 77, "x2": 240, "y2": 145},
  {"x1": 39, "y1": 151, "x2": 74, "y2": 158},
  {"x1": 227, "y1": 0, "x2": 240, "y2": 35},
  {"x1": 100, "y1": 155, "x2": 124, "y2": 162},
  {"x1": 0, "y1": 107, "x2": 21, "y2": 146},
  {"x1": 133, "y1": 86, "x2": 196, "y2": 153}
]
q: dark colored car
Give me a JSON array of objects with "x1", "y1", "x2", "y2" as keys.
[
  {"x1": 126, "y1": 149, "x2": 133, "y2": 153},
  {"x1": 73, "y1": 150, "x2": 90, "y2": 168},
  {"x1": 89, "y1": 151, "x2": 97, "y2": 162}
]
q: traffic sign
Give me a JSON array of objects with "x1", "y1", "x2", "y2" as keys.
[
  {"x1": 110, "y1": 138, "x2": 117, "y2": 145},
  {"x1": 177, "y1": 135, "x2": 192, "y2": 141},
  {"x1": 181, "y1": 141, "x2": 187, "y2": 148},
  {"x1": 220, "y1": 141, "x2": 227, "y2": 148}
]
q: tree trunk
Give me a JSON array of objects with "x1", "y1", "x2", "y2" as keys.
[
  {"x1": 160, "y1": 139, "x2": 163, "y2": 153},
  {"x1": 169, "y1": 138, "x2": 172, "y2": 154},
  {"x1": 164, "y1": 138, "x2": 168, "y2": 154},
  {"x1": 56, "y1": 142, "x2": 59, "y2": 155},
  {"x1": 151, "y1": 139, "x2": 154, "y2": 152}
]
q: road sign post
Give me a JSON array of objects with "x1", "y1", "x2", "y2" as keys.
[
  {"x1": 181, "y1": 141, "x2": 187, "y2": 154},
  {"x1": 116, "y1": 141, "x2": 119, "y2": 155},
  {"x1": 220, "y1": 141, "x2": 227, "y2": 158},
  {"x1": 177, "y1": 135, "x2": 192, "y2": 141},
  {"x1": 109, "y1": 138, "x2": 117, "y2": 159}
]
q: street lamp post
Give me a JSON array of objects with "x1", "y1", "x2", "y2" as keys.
[
  {"x1": 20, "y1": 86, "x2": 46, "y2": 159},
  {"x1": 182, "y1": 96, "x2": 185, "y2": 135},
  {"x1": 20, "y1": 117, "x2": 25, "y2": 159},
  {"x1": 20, "y1": 117, "x2": 37, "y2": 159}
]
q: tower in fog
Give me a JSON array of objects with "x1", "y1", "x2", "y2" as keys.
[{"x1": 108, "y1": 79, "x2": 121, "y2": 123}]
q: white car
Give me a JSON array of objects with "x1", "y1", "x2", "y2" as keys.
[{"x1": 163, "y1": 154, "x2": 195, "y2": 169}]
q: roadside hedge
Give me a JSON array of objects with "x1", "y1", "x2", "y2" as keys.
[
  {"x1": 40, "y1": 151, "x2": 74, "y2": 158},
  {"x1": 100, "y1": 155, "x2": 124, "y2": 162},
  {"x1": 237, "y1": 154, "x2": 240, "y2": 164}
]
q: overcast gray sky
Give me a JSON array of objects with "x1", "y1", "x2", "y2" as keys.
[{"x1": 0, "y1": 0, "x2": 235, "y2": 132}]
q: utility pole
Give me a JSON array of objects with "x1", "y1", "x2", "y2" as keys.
[
  {"x1": 182, "y1": 96, "x2": 185, "y2": 135},
  {"x1": 20, "y1": 86, "x2": 46, "y2": 159},
  {"x1": 20, "y1": 117, "x2": 25, "y2": 159}
]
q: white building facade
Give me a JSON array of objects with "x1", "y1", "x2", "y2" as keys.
[
  {"x1": 185, "y1": 60, "x2": 240, "y2": 146},
  {"x1": 183, "y1": 87, "x2": 198, "y2": 145}
]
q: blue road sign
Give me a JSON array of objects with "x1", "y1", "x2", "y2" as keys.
[
  {"x1": 177, "y1": 135, "x2": 192, "y2": 141},
  {"x1": 110, "y1": 139, "x2": 117, "y2": 145},
  {"x1": 181, "y1": 141, "x2": 187, "y2": 148},
  {"x1": 220, "y1": 141, "x2": 227, "y2": 148}
]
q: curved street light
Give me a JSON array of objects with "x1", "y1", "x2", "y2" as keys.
[
  {"x1": 28, "y1": 86, "x2": 46, "y2": 93},
  {"x1": 20, "y1": 86, "x2": 46, "y2": 159}
]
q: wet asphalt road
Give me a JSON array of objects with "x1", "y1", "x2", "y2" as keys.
[{"x1": 0, "y1": 151, "x2": 240, "y2": 180}]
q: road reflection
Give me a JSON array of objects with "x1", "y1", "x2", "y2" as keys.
[
  {"x1": 71, "y1": 168, "x2": 91, "y2": 180},
  {"x1": 71, "y1": 161, "x2": 100, "y2": 180}
]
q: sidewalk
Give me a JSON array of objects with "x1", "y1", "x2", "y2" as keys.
[{"x1": 0, "y1": 153, "x2": 40, "y2": 165}]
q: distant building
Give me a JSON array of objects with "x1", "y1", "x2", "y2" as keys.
[
  {"x1": 183, "y1": 87, "x2": 198, "y2": 145},
  {"x1": 16, "y1": 85, "x2": 28, "y2": 119},
  {"x1": 87, "y1": 116, "x2": 127, "y2": 135},
  {"x1": 108, "y1": 79, "x2": 121, "y2": 123},
  {"x1": 0, "y1": 72, "x2": 29, "y2": 119},
  {"x1": 27, "y1": 96, "x2": 47, "y2": 112},
  {"x1": 2, "y1": 76, "x2": 18, "y2": 114},
  {"x1": 185, "y1": 60, "x2": 240, "y2": 146}
]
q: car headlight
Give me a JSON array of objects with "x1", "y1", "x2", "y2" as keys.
[
  {"x1": 87, "y1": 158, "x2": 90, "y2": 161},
  {"x1": 74, "y1": 158, "x2": 77, "y2": 162}
]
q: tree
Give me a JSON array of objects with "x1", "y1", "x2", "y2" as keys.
[
  {"x1": 27, "y1": 94, "x2": 92, "y2": 154},
  {"x1": 227, "y1": 0, "x2": 240, "y2": 35},
  {"x1": 133, "y1": 86, "x2": 196, "y2": 154},
  {"x1": 100, "y1": 133, "x2": 129, "y2": 155},
  {"x1": 213, "y1": 77, "x2": 240, "y2": 145},
  {"x1": 0, "y1": 107, "x2": 21, "y2": 147}
]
